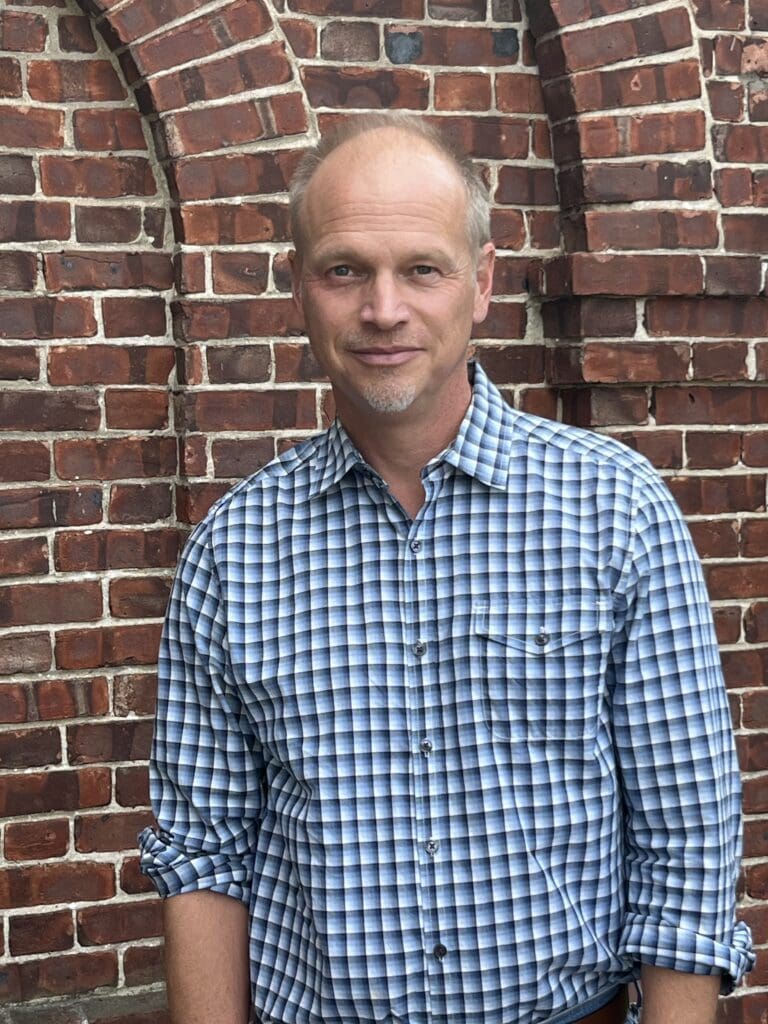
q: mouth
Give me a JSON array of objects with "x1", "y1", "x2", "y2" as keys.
[{"x1": 348, "y1": 347, "x2": 422, "y2": 367}]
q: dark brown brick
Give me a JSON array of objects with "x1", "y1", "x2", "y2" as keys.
[
  {"x1": 0, "y1": 390, "x2": 100, "y2": 431},
  {"x1": 0, "y1": 57, "x2": 22, "y2": 98},
  {"x1": 0, "y1": 155, "x2": 35, "y2": 195},
  {"x1": 44, "y1": 252, "x2": 173, "y2": 291},
  {"x1": 180, "y1": 202, "x2": 289, "y2": 245},
  {"x1": 109, "y1": 577, "x2": 172, "y2": 618},
  {"x1": 0, "y1": 104, "x2": 63, "y2": 148},
  {"x1": 75, "y1": 811, "x2": 155, "y2": 855},
  {"x1": 105, "y1": 389, "x2": 170, "y2": 431},
  {"x1": 103, "y1": 296, "x2": 167, "y2": 337},
  {"x1": 0, "y1": 581, "x2": 102, "y2": 627},
  {"x1": 0, "y1": 487, "x2": 101, "y2": 530},
  {"x1": 56, "y1": 624, "x2": 162, "y2": 671},
  {"x1": 58, "y1": 14, "x2": 97, "y2": 51},
  {"x1": 54, "y1": 528, "x2": 180, "y2": 572},
  {"x1": 0, "y1": 768, "x2": 110, "y2": 816},
  {"x1": 0, "y1": 536, "x2": 48, "y2": 577},
  {"x1": 9, "y1": 910, "x2": 73, "y2": 956},
  {"x1": 302, "y1": 66, "x2": 429, "y2": 109},
  {"x1": 48, "y1": 344, "x2": 174, "y2": 385},
  {"x1": 4, "y1": 819, "x2": 69, "y2": 861},
  {"x1": 41, "y1": 156, "x2": 156, "y2": 198},
  {"x1": 0, "y1": 201, "x2": 71, "y2": 243},
  {"x1": 320, "y1": 20, "x2": 379, "y2": 60},
  {"x1": 67, "y1": 720, "x2": 155, "y2": 763},
  {"x1": 0, "y1": 441, "x2": 50, "y2": 482},
  {"x1": 0, "y1": 297, "x2": 95, "y2": 339},
  {"x1": 109, "y1": 483, "x2": 173, "y2": 524},
  {"x1": 28, "y1": 60, "x2": 126, "y2": 102}
]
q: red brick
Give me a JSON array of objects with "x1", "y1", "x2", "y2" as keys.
[
  {"x1": 177, "y1": 482, "x2": 232, "y2": 524},
  {"x1": 173, "y1": 298, "x2": 302, "y2": 340},
  {"x1": 15, "y1": 950, "x2": 118, "y2": 1000},
  {"x1": 385, "y1": 24, "x2": 522, "y2": 67},
  {"x1": 497, "y1": 166, "x2": 557, "y2": 205},
  {"x1": 4, "y1": 819, "x2": 69, "y2": 862},
  {"x1": 561, "y1": 160, "x2": 711, "y2": 208},
  {"x1": 115, "y1": 764, "x2": 150, "y2": 807},
  {"x1": 0, "y1": 346, "x2": 39, "y2": 379},
  {"x1": 611, "y1": 430, "x2": 683, "y2": 469},
  {"x1": 0, "y1": 859, "x2": 116, "y2": 911},
  {"x1": 207, "y1": 344, "x2": 272, "y2": 384},
  {"x1": 0, "y1": 297, "x2": 95, "y2": 339},
  {"x1": 654, "y1": 386, "x2": 768, "y2": 425},
  {"x1": 580, "y1": 209, "x2": 718, "y2": 251},
  {"x1": 120, "y1": 857, "x2": 156, "y2": 898},
  {"x1": 165, "y1": 100, "x2": 267, "y2": 158},
  {"x1": 148, "y1": 40, "x2": 292, "y2": 113},
  {"x1": 72, "y1": 108, "x2": 146, "y2": 151},
  {"x1": 707, "y1": 564, "x2": 768, "y2": 599},
  {"x1": 752, "y1": 0, "x2": 768, "y2": 29},
  {"x1": 48, "y1": 344, "x2": 174, "y2": 386},
  {"x1": 0, "y1": 581, "x2": 101, "y2": 627},
  {"x1": 0, "y1": 536, "x2": 48, "y2": 577},
  {"x1": 743, "y1": 432, "x2": 768, "y2": 466},
  {"x1": 320, "y1": 20, "x2": 380, "y2": 61},
  {"x1": 0, "y1": 251, "x2": 37, "y2": 290},
  {"x1": 123, "y1": 943, "x2": 164, "y2": 987},
  {"x1": 76, "y1": 205, "x2": 142, "y2": 243},
  {"x1": 109, "y1": 483, "x2": 172, "y2": 525},
  {"x1": 54, "y1": 528, "x2": 180, "y2": 572},
  {"x1": 55, "y1": 437, "x2": 175, "y2": 482},
  {"x1": 282, "y1": 18, "x2": 316, "y2": 58},
  {"x1": 109, "y1": 577, "x2": 172, "y2": 618},
  {"x1": 0, "y1": 57, "x2": 22, "y2": 97},
  {"x1": 546, "y1": 59, "x2": 700, "y2": 120},
  {"x1": 704, "y1": 256, "x2": 762, "y2": 295},
  {"x1": 134, "y1": 0, "x2": 271, "y2": 76},
  {"x1": 58, "y1": 14, "x2": 97, "y2": 52},
  {"x1": 105, "y1": 389, "x2": 169, "y2": 431},
  {"x1": 435, "y1": 72, "x2": 492, "y2": 111},
  {"x1": 688, "y1": 519, "x2": 740, "y2": 558},
  {"x1": 212, "y1": 252, "x2": 269, "y2": 294},
  {"x1": 32, "y1": 677, "x2": 110, "y2": 722},
  {"x1": 0, "y1": 390, "x2": 100, "y2": 432},
  {"x1": 0, "y1": 201, "x2": 71, "y2": 242},
  {"x1": 0, "y1": 725, "x2": 59, "y2": 770},
  {"x1": 561, "y1": 387, "x2": 649, "y2": 427},
  {"x1": 742, "y1": 520, "x2": 768, "y2": 557},
  {"x1": 301, "y1": 65, "x2": 429, "y2": 109},
  {"x1": 0, "y1": 767, "x2": 110, "y2": 816},
  {"x1": 647, "y1": 297, "x2": 768, "y2": 337},
  {"x1": 183, "y1": 389, "x2": 317, "y2": 431},
  {"x1": 180, "y1": 202, "x2": 289, "y2": 245},
  {"x1": 56, "y1": 624, "x2": 162, "y2": 671},
  {"x1": 67, "y1": 719, "x2": 154, "y2": 764},
  {"x1": 9, "y1": 909, "x2": 74, "y2": 955},
  {"x1": 0, "y1": 9, "x2": 48, "y2": 49},
  {"x1": 293, "y1": 0, "x2": 421, "y2": 11},
  {"x1": 0, "y1": 487, "x2": 101, "y2": 530},
  {"x1": 211, "y1": 438, "x2": 275, "y2": 478},
  {"x1": 714, "y1": 167, "x2": 753, "y2": 206},
  {"x1": 495, "y1": 72, "x2": 544, "y2": 113},
  {"x1": 711, "y1": 605, "x2": 742, "y2": 643},
  {"x1": 41, "y1": 156, "x2": 156, "y2": 198},
  {"x1": 692, "y1": 0, "x2": 745, "y2": 29},
  {"x1": 77, "y1": 899, "x2": 161, "y2": 946},
  {"x1": 668, "y1": 474, "x2": 765, "y2": 514},
  {"x1": 544, "y1": 253, "x2": 704, "y2": 297},
  {"x1": 75, "y1": 811, "x2": 155, "y2": 855},
  {"x1": 113, "y1": 673, "x2": 157, "y2": 718},
  {"x1": 707, "y1": 80, "x2": 744, "y2": 122},
  {"x1": 581, "y1": 342, "x2": 690, "y2": 383},
  {"x1": 102, "y1": 296, "x2": 167, "y2": 337},
  {"x1": 174, "y1": 152, "x2": 292, "y2": 202},
  {"x1": 723, "y1": 214, "x2": 768, "y2": 253},
  {"x1": 692, "y1": 341, "x2": 748, "y2": 380},
  {"x1": 0, "y1": 633, "x2": 51, "y2": 676},
  {"x1": 28, "y1": 60, "x2": 126, "y2": 102},
  {"x1": 713, "y1": 124, "x2": 768, "y2": 163},
  {"x1": 745, "y1": 602, "x2": 768, "y2": 643},
  {"x1": 543, "y1": 297, "x2": 637, "y2": 338},
  {"x1": 555, "y1": 110, "x2": 706, "y2": 163},
  {"x1": 686, "y1": 430, "x2": 742, "y2": 468}
]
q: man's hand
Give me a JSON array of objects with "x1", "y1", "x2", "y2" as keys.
[
  {"x1": 640, "y1": 963, "x2": 720, "y2": 1024},
  {"x1": 163, "y1": 890, "x2": 251, "y2": 1024}
]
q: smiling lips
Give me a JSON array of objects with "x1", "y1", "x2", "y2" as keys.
[{"x1": 348, "y1": 347, "x2": 423, "y2": 366}]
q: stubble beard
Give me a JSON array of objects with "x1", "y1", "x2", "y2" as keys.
[{"x1": 359, "y1": 374, "x2": 418, "y2": 415}]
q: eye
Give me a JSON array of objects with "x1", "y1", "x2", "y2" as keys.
[
  {"x1": 413, "y1": 265, "x2": 437, "y2": 276},
  {"x1": 329, "y1": 265, "x2": 353, "y2": 278}
]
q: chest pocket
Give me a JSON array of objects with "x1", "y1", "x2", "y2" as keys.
[{"x1": 472, "y1": 599, "x2": 613, "y2": 742}]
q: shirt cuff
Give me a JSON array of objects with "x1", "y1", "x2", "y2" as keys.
[
  {"x1": 138, "y1": 826, "x2": 253, "y2": 905},
  {"x1": 619, "y1": 914, "x2": 755, "y2": 994}
]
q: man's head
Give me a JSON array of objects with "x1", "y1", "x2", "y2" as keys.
[
  {"x1": 289, "y1": 113, "x2": 492, "y2": 260},
  {"x1": 288, "y1": 114, "x2": 495, "y2": 428}
]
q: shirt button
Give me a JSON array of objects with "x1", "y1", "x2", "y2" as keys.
[
  {"x1": 534, "y1": 629, "x2": 549, "y2": 647},
  {"x1": 420, "y1": 739, "x2": 433, "y2": 754},
  {"x1": 425, "y1": 839, "x2": 440, "y2": 855},
  {"x1": 410, "y1": 539, "x2": 422, "y2": 553},
  {"x1": 413, "y1": 640, "x2": 427, "y2": 657},
  {"x1": 433, "y1": 943, "x2": 448, "y2": 961}
]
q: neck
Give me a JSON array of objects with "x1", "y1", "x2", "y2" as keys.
[{"x1": 336, "y1": 379, "x2": 472, "y2": 518}]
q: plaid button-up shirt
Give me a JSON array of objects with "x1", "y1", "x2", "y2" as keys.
[{"x1": 140, "y1": 362, "x2": 753, "y2": 1024}]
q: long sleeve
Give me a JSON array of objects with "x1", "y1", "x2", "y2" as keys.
[
  {"x1": 139, "y1": 520, "x2": 265, "y2": 903},
  {"x1": 610, "y1": 468, "x2": 754, "y2": 991}
]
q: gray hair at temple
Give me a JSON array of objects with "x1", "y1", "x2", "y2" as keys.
[{"x1": 288, "y1": 113, "x2": 492, "y2": 258}]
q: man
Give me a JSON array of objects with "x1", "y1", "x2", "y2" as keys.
[{"x1": 139, "y1": 114, "x2": 753, "y2": 1024}]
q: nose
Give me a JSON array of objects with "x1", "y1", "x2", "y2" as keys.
[{"x1": 360, "y1": 272, "x2": 410, "y2": 331}]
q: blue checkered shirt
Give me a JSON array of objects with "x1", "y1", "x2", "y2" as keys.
[{"x1": 140, "y1": 362, "x2": 753, "y2": 1024}]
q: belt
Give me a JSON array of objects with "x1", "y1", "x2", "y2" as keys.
[{"x1": 576, "y1": 988, "x2": 628, "y2": 1024}]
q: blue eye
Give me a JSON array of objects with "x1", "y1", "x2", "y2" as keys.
[
  {"x1": 414, "y1": 265, "x2": 435, "y2": 275},
  {"x1": 330, "y1": 266, "x2": 352, "y2": 277}
]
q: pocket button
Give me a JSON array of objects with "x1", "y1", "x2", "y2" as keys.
[{"x1": 534, "y1": 629, "x2": 549, "y2": 647}]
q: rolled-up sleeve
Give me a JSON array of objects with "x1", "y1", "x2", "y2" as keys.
[
  {"x1": 610, "y1": 467, "x2": 754, "y2": 991},
  {"x1": 138, "y1": 519, "x2": 265, "y2": 903}
]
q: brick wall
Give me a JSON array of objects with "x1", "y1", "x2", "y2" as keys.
[{"x1": 0, "y1": 0, "x2": 765, "y2": 1020}]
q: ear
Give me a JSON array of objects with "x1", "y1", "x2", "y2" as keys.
[
  {"x1": 288, "y1": 250, "x2": 303, "y2": 314},
  {"x1": 472, "y1": 242, "x2": 495, "y2": 324}
]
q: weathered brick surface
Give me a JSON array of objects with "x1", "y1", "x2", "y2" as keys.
[{"x1": 1, "y1": 0, "x2": 767, "y2": 1018}]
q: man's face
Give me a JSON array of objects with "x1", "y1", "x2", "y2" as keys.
[{"x1": 290, "y1": 131, "x2": 495, "y2": 428}]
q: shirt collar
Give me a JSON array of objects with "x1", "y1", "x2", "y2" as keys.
[{"x1": 308, "y1": 360, "x2": 513, "y2": 498}]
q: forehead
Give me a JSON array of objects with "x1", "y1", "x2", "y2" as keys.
[{"x1": 301, "y1": 132, "x2": 470, "y2": 255}]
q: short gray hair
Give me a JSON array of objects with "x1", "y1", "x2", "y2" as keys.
[{"x1": 289, "y1": 113, "x2": 492, "y2": 257}]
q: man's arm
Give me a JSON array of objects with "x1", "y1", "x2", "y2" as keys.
[
  {"x1": 640, "y1": 964, "x2": 720, "y2": 1024},
  {"x1": 164, "y1": 891, "x2": 250, "y2": 1024}
]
